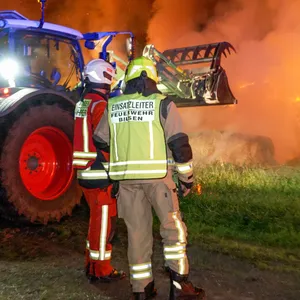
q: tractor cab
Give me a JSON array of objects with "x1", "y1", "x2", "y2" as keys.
[
  {"x1": 0, "y1": 30, "x2": 82, "y2": 91},
  {"x1": 0, "y1": 10, "x2": 134, "y2": 97},
  {"x1": 0, "y1": 10, "x2": 85, "y2": 95}
]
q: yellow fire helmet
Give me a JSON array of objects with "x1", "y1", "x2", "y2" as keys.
[{"x1": 124, "y1": 56, "x2": 158, "y2": 83}]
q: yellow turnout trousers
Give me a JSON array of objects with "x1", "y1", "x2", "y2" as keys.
[{"x1": 117, "y1": 176, "x2": 189, "y2": 293}]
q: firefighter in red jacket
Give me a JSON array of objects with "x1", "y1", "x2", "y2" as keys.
[{"x1": 73, "y1": 59, "x2": 125, "y2": 282}]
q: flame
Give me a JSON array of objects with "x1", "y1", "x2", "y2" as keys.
[
  {"x1": 239, "y1": 82, "x2": 255, "y2": 89},
  {"x1": 194, "y1": 183, "x2": 202, "y2": 195}
]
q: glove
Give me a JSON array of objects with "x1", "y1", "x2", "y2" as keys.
[
  {"x1": 178, "y1": 180, "x2": 193, "y2": 197},
  {"x1": 111, "y1": 181, "x2": 120, "y2": 198}
]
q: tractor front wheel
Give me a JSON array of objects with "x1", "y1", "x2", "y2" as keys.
[{"x1": 0, "y1": 104, "x2": 81, "y2": 224}]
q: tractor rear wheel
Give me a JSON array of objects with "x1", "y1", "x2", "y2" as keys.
[{"x1": 0, "y1": 104, "x2": 82, "y2": 224}]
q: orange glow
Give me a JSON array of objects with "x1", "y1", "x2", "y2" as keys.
[
  {"x1": 9, "y1": 0, "x2": 300, "y2": 164},
  {"x1": 148, "y1": 0, "x2": 300, "y2": 164},
  {"x1": 3, "y1": 88, "x2": 9, "y2": 95},
  {"x1": 194, "y1": 184, "x2": 202, "y2": 195},
  {"x1": 239, "y1": 82, "x2": 255, "y2": 89}
]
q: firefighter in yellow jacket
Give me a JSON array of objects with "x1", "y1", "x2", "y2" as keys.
[{"x1": 93, "y1": 57, "x2": 206, "y2": 299}]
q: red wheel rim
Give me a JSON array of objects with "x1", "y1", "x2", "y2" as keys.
[{"x1": 19, "y1": 126, "x2": 74, "y2": 201}]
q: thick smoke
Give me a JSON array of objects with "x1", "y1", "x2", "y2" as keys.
[
  {"x1": 48, "y1": 0, "x2": 152, "y2": 56},
  {"x1": 1, "y1": 0, "x2": 300, "y2": 162},
  {"x1": 0, "y1": 0, "x2": 152, "y2": 58},
  {"x1": 148, "y1": 0, "x2": 300, "y2": 163},
  {"x1": 0, "y1": 0, "x2": 153, "y2": 83}
]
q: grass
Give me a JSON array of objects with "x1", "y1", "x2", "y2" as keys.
[{"x1": 156, "y1": 163, "x2": 300, "y2": 272}]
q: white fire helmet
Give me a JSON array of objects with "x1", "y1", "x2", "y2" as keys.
[{"x1": 83, "y1": 59, "x2": 116, "y2": 86}]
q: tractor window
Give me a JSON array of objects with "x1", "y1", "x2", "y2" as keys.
[
  {"x1": 0, "y1": 32, "x2": 9, "y2": 55},
  {"x1": 0, "y1": 32, "x2": 12, "y2": 88},
  {"x1": 13, "y1": 31, "x2": 80, "y2": 89}
]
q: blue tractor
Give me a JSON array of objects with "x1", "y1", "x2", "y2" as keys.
[{"x1": 0, "y1": 1, "x2": 134, "y2": 223}]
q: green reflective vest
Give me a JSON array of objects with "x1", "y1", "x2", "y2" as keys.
[{"x1": 107, "y1": 92, "x2": 167, "y2": 180}]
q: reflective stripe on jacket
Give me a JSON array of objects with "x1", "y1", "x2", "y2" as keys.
[
  {"x1": 73, "y1": 93, "x2": 109, "y2": 182},
  {"x1": 107, "y1": 93, "x2": 168, "y2": 180},
  {"x1": 94, "y1": 95, "x2": 194, "y2": 184}
]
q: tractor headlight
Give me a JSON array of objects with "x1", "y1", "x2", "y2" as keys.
[
  {"x1": 0, "y1": 59, "x2": 19, "y2": 80},
  {"x1": 126, "y1": 37, "x2": 134, "y2": 59}
]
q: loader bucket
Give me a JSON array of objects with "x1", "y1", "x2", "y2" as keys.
[{"x1": 143, "y1": 42, "x2": 238, "y2": 107}]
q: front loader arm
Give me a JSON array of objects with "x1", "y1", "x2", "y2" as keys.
[
  {"x1": 143, "y1": 44, "x2": 190, "y2": 99},
  {"x1": 143, "y1": 42, "x2": 238, "y2": 107}
]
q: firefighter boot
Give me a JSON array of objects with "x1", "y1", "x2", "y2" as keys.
[
  {"x1": 169, "y1": 269, "x2": 206, "y2": 300},
  {"x1": 97, "y1": 268, "x2": 126, "y2": 283},
  {"x1": 131, "y1": 281, "x2": 157, "y2": 299},
  {"x1": 88, "y1": 267, "x2": 126, "y2": 283}
]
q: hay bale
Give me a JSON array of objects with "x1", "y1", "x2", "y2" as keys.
[
  {"x1": 189, "y1": 131, "x2": 277, "y2": 166},
  {"x1": 286, "y1": 157, "x2": 300, "y2": 166}
]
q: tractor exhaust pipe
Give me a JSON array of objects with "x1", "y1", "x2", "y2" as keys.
[{"x1": 38, "y1": 0, "x2": 47, "y2": 29}]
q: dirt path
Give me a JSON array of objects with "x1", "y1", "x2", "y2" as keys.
[{"x1": 0, "y1": 212, "x2": 299, "y2": 300}]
